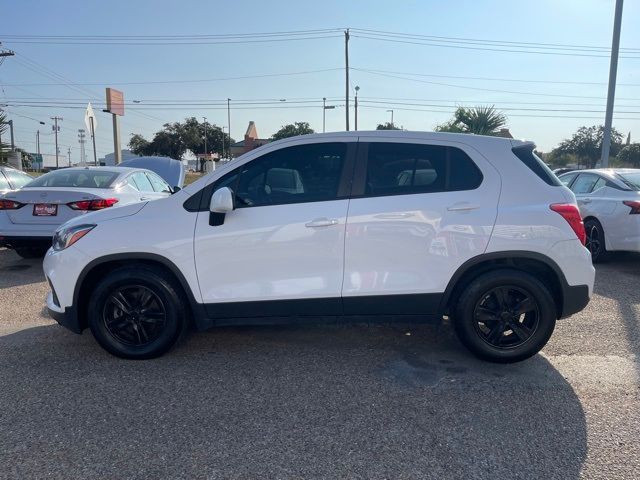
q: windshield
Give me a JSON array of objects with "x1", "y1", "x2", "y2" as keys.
[
  {"x1": 617, "y1": 171, "x2": 640, "y2": 191},
  {"x1": 25, "y1": 169, "x2": 119, "y2": 189}
]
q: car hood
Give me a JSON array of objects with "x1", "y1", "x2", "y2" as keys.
[
  {"x1": 58, "y1": 201, "x2": 147, "y2": 230},
  {"x1": 119, "y1": 156, "x2": 185, "y2": 188}
]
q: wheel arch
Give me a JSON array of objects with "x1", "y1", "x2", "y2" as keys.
[
  {"x1": 74, "y1": 253, "x2": 206, "y2": 332},
  {"x1": 440, "y1": 251, "x2": 569, "y2": 319}
]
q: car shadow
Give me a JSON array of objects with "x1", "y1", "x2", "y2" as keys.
[
  {"x1": 0, "y1": 322, "x2": 587, "y2": 479},
  {"x1": 0, "y1": 248, "x2": 44, "y2": 289}
]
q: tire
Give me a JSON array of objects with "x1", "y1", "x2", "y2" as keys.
[
  {"x1": 584, "y1": 218, "x2": 610, "y2": 263},
  {"x1": 452, "y1": 269, "x2": 557, "y2": 363},
  {"x1": 87, "y1": 265, "x2": 188, "y2": 359},
  {"x1": 15, "y1": 247, "x2": 48, "y2": 259}
]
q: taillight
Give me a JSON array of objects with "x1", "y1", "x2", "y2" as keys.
[
  {"x1": 67, "y1": 198, "x2": 119, "y2": 211},
  {"x1": 623, "y1": 200, "x2": 640, "y2": 214},
  {"x1": 0, "y1": 200, "x2": 24, "y2": 210},
  {"x1": 550, "y1": 203, "x2": 586, "y2": 245}
]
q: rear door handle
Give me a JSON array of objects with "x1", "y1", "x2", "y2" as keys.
[
  {"x1": 447, "y1": 203, "x2": 480, "y2": 212},
  {"x1": 305, "y1": 218, "x2": 339, "y2": 228},
  {"x1": 580, "y1": 198, "x2": 592, "y2": 204}
]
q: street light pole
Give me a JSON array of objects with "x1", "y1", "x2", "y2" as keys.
[
  {"x1": 601, "y1": 0, "x2": 624, "y2": 168},
  {"x1": 51, "y1": 116, "x2": 63, "y2": 168},
  {"x1": 344, "y1": 29, "x2": 350, "y2": 131},
  {"x1": 323, "y1": 97, "x2": 326, "y2": 133}
]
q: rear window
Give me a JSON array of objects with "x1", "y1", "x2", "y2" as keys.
[
  {"x1": 512, "y1": 146, "x2": 562, "y2": 186},
  {"x1": 617, "y1": 172, "x2": 640, "y2": 191},
  {"x1": 25, "y1": 170, "x2": 119, "y2": 189}
]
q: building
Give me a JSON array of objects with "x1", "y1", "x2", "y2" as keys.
[{"x1": 229, "y1": 121, "x2": 271, "y2": 157}]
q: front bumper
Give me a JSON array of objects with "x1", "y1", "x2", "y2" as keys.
[{"x1": 46, "y1": 292, "x2": 82, "y2": 333}]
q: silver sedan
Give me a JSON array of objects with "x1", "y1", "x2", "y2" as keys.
[{"x1": 0, "y1": 166, "x2": 175, "y2": 258}]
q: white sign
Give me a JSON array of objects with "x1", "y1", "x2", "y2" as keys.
[{"x1": 84, "y1": 103, "x2": 97, "y2": 133}]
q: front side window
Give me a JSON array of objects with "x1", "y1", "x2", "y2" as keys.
[
  {"x1": 364, "y1": 143, "x2": 482, "y2": 196},
  {"x1": 146, "y1": 172, "x2": 171, "y2": 193},
  {"x1": 130, "y1": 172, "x2": 155, "y2": 193},
  {"x1": 234, "y1": 143, "x2": 346, "y2": 207},
  {"x1": 570, "y1": 174, "x2": 599, "y2": 194}
]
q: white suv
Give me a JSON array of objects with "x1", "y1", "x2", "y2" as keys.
[{"x1": 43, "y1": 131, "x2": 595, "y2": 362}]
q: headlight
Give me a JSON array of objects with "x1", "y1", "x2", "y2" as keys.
[{"x1": 52, "y1": 224, "x2": 96, "y2": 251}]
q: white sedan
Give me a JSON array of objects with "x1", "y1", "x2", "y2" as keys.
[
  {"x1": 0, "y1": 166, "x2": 178, "y2": 258},
  {"x1": 559, "y1": 168, "x2": 640, "y2": 262}
]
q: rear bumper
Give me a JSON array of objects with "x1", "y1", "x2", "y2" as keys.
[{"x1": 0, "y1": 235, "x2": 52, "y2": 249}]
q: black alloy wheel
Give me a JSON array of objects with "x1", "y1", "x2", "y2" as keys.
[
  {"x1": 103, "y1": 285, "x2": 167, "y2": 346},
  {"x1": 584, "y1": 219, "x2": 609, "y2": 263},
  {"x1": 473, "y1": 285, "x2": 539, "y2": 349}
]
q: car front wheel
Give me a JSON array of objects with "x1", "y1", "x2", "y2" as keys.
[
  {"x1": 452, "y1": 269, "x2": 556, "y2": 363},
  {"x1": 88, "y1": 265, "x2": 187, "y2": 359}
]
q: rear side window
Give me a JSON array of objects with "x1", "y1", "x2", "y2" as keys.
[
  {"x1": 4, "y1": 169, "x2": 32, "y2": 188},
  {"x1": 146, "y1": 172, "x2": 171, "y2": 193},
  {"x1": 364, "y1": 143, "x2": 482, "y2": 196},
  {"x1": 559, "y1": 172, "x2": 578, "y2": 187},
  {"x1": 130, "y1": 172, "x2": 154, "y2": 193},
  {"x1": 512, "y1": 146, "x2": 561, "y2": 186},
  {"x1": 0, "y1": 172, "x2": 10, "y2": 190}
]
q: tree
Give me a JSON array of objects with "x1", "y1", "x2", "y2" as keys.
[
  {"x1": 271, "y1": 122, "x2": 314, "y2": 141},
  {"x1": 376, "y1": 122, "x2": 401, "y2": 130},
  {"x1": 435, "y1": 105, "x2": 507, "y2": 136},
  {"x1": 552, "y1": 125, "x2": 623, "y2": 169},
  {"x1": 128, "y1": 117, "x2": 233, "y2": 165},
  {"x1": 617, "y1": 143, "x2": 640, "y2": 167}
]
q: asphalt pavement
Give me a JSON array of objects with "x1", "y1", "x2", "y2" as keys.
[{"x1": 0, "y1": 248, "x2": 638, "y2": 479}]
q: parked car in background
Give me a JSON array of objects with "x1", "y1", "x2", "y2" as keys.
[
  {"x1": 558, "y1": 168, "x2": 640, "y2": 262},
  {"x1": 0, "y1": 165, "x2": 33, "y2": 195},
  {"x1": 0, "y1": 166, "x2": 179, "y2": 258},
  {"x1": 43, "y1": 131, "x2": 594, "y2": 363},
  {"x1": 553, "y1": 167, "x2": 576, "y2": 176}
]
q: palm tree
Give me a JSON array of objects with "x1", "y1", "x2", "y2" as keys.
[{"x1": 436, "y1": 105, "x2": 507, "y2": 136}]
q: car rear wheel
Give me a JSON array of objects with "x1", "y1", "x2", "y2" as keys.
[
  {"x1": 584, "y1": 218, "x2": 609, "y2": 263},
  {"x1": 452, "y1": 269, "x2": 556, "y2": 363},
  {"x1": 14, "y1": 247, "x2": 49, "y2": 259},
  {"x1": 88, "y1": 265, "x2": 187, "y2": 359}
]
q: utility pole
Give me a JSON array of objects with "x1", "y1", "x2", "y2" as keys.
[
  {"x1": 51, "y1": 116, "x2": 63, "y2": 168},
  {"x1": 354, "y1": 86, "x2": 360, "y2": 131},
  {"x1": 344, "y1": 29, "x2": 350, "y2": 131},
  {"x1": 36, "y1": 130, "x2": 40, "y2": 154},
  {"x1": 222, "y1": 126, "x2": 227, "y2": 159},
  {"x1": 7, "y1": 120, "x2": 14, "y2": 151},
  {"x1": 601, "y1": 0, "x2": 624, "y2": 168},
  {"x1": 387, "y1": 109, "x2": 394, "y2": 128},
  {"x1": 227, "y1": 98, "x2": 231, "y2": 158},
  {"x1": 323, "y1": 97, "x2": 335, "y2": 133},
  {"x1": 67, "y1": 147, "x2": 71, "y2": 167}
]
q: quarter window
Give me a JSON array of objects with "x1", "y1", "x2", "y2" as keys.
[
  {"x1": 0, "y1": 173, "x2": 10, "y2": 190},
  {"x1": 146, "y1": 172, "x2": 171, "y2": 193},
  {"x1": 364, "y1": 143, "x2": 482, "y2": 196}
]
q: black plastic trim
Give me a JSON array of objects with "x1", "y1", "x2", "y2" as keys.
[
  {"x1": 48, "y1": 305, "x2": 82, "y2": 334},
  {"x1": 0, "y1": 236, "x2": 52, "y2": 249}
]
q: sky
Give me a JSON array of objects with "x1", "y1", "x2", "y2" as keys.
[{"x1": 1, "y1": 0, "x2": 639, "y2": 162}]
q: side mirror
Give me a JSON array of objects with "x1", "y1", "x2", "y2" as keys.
[
  {"x1": 171, "y1": 186, "x2": 181, "y2": 193},
  {"x1": 210, "y1": 186, "x2": 235, "y2": 213}
]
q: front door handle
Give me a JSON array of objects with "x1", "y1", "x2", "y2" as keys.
[
  {"x1": 305, "y1": 218, "x2": 339, "y2": 228},
  {"x1": 140, "y1": 196, "x2": 150, "y2": 201},
  {"x1": 447, "y1": 203, "x2": 480, "y2": 212}
]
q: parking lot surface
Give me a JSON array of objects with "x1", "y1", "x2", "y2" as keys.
[{"x1": 0, "y1": 248, "x2": 638, "y2": 479}]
